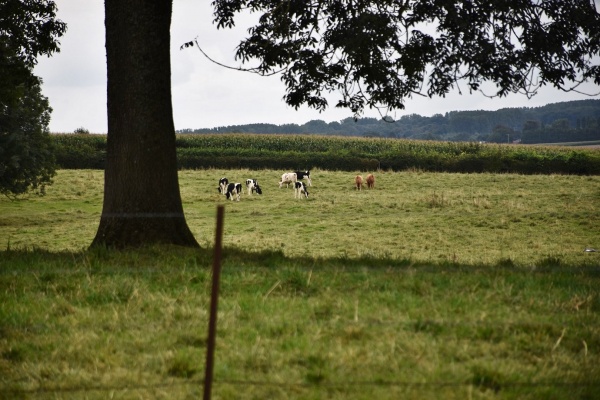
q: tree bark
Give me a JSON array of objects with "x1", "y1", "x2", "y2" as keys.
[{"x1": 92, "y1": 0, "x2": 198, "y2": 248}]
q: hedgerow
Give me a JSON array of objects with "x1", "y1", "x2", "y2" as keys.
[{"x1": 51, "y1": 133, "x2": 600, "y2": 174}]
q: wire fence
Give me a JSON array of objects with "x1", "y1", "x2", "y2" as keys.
[{"x1": 4, "y1": 377, "x2": 600, "y2": 396}]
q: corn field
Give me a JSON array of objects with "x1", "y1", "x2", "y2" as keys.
[{"x1": 51, "y1": 133, "x2": 600, "y2": 174}]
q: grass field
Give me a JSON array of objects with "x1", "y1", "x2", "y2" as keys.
[
  {"x1": 1, "y1": 169, "x2": 599, "y2": 266},
  {"x1": 1, "y1": 169, "x2": 599, "y2": 399}
]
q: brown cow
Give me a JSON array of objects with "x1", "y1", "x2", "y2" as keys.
[
  {"x1": 366, "y1": 173, "x2": 375, "y2": 189},
  {"x1": 355, "y1": 175, "x2": 363, "y2": 190}
]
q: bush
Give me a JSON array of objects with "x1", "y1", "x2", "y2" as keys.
[
  {"x1": 52, "y1": 134, "x2": 106, "y2": 169},
  {"x1": 73, "y1": 127, "x2": 90, "y2": 134}
]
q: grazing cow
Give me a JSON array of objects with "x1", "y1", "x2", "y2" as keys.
[
  {"x1": 294, "y1": 181, "x2": 309, "y2": 198},
  {"x1": 279, "y1": 172, "x2": 297, "y2": 188},
  {"x1": 355, "y1": 175, "x2": 363, "y2": 190},
  {"x1": 245, "y1": 178, "x2": 262, "y2": 195},
  {"x1": 295, "y1": 170, "x2": 312, "y2": 186},
  {"x1": 218, "y1": 177, "x2": 228, "y2": 195},
  {"x1": 225, "y1": 182, "x2": 242, "y2": 201},
  {"x1": 366, "y1": 173, "x2": 375, "y2": 189}
]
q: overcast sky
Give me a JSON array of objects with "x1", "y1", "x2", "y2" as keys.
[{"x1": 34, "y1": 1, "x2": 600, "y2": 133}]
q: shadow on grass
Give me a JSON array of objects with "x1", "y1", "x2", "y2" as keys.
[{"x1": 1, "y1": 244, "x2": 599, "y2": 277}]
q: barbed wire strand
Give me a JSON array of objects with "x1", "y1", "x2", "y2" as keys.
[{"x1": 3, "y1": 377, "x2": 599, "y2": 396}]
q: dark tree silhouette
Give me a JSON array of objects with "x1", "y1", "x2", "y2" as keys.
[
  {"x1": 210, "y1": 0, "x2": 599, "y2": 117},
  {"x1": 92, "y1": 0, "x2": 197, "y2": 248},
  {"x1": 98, "y1": 0, "x2": 599, "y2": 248},
  {"x1": 0, "y1": 0, "x2": 66, "y2": 197}
]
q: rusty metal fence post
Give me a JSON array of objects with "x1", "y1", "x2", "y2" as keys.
[{"x1": 203, "y1": 205, "x2": 225, "y2": 400}]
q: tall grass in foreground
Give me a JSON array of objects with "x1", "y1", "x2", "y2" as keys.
[{"x1": 1, "y1": 248, "x2": 599, "y2": 399}]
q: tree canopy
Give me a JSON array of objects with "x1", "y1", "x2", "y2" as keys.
[
  {"x1": 209, "y1": 0, "x2": 600, "y2": 117},
  {"x1": 0, "y1": 0, "x2": 66, "y2": 197},
  {"x1": 0, "y1": 66, "x2": 55, "y2": 198},
  {"x1": 0, "y1": 0, "x2": 66, "y2": 67}
]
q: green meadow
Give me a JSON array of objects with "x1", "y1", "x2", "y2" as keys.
[
  {"x1": 1, "y1": 169, "x2": 599, "y2": 399},
  {"x1": 2, "y1": 169, "x2": 599, "y2": 265}
]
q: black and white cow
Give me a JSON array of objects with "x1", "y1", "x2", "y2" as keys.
[
  {"x1": 218, "y1": 177, "x2": 229, "y2": 195},
  {"x1": 294, "y1": 181, "x2": 309, "y2": 199},
  {"x1": 279, "y1": 172, "x2": 297, "y2": 188},
  {"x1": 295, "y1": 170, "x2": 312, "y2": 186},
  {"x1": 225, "y1": 182, "x2": 242, "y2": 201},
  {"x1": 245, "y1": 179, "x2": 262, "y2": 195}
]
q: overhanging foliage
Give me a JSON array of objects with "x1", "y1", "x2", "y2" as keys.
[{"x1": 208, "y1": 0, "x2": 600, "y2": 117}]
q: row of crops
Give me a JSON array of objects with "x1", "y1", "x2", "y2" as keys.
[{"x1": 51, "y1": 133, "x2": 600, "y2": 174}]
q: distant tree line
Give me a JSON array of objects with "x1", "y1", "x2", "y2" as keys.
[{"x1": 178, "y1": 100, "x2": 600, "y2": 144}]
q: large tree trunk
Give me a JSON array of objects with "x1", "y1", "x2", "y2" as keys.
[{"x1": 92, "y1": 0, "x2": 198, "y2": 248}]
